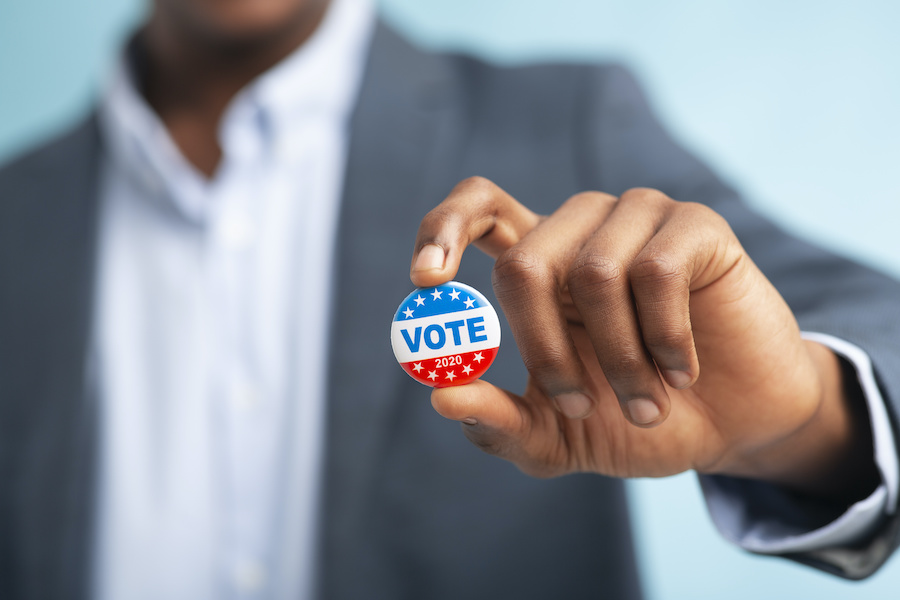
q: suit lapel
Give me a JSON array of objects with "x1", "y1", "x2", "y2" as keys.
[
  {"x1": 0, "y1": 23, "x2": 465, "y2": 600},
  {"x1": 0, "y1": 116, "x2": 101, "y2": 600},
  {"x1": 318, "y1": 22, "x2": 464, "y2": 595}
]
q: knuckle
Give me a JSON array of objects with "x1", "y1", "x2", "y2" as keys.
[
  {"x1": 630, "y1": 254, "x2": 685, "y2": 288},
  {"x1": 678, "y1": 200, "x2": 711, "y2": 215},
  {"x1": 453, "y1": 175, "x2": 498, "y2": 197},
  {"x1": 644, "y1": 326, "x2": 691, "y2": 352},
  {"x1": 620, "y1": 187, "x2": 672, "y2": 207},
  {"x1": 520, "y1": 347, "x2": 569, "y2": 383},
  {"x1": 568, "y1": 253, "x2": 623, "y2": 294},
  {"x1": 605, "y1": 349, "x2": 649, "y2": 379},
  {"x1": 492, "y1": 248, "x2": 551, "y2": 290},
  {"x1": 569, "y1": 190, "x2": 617, "y2": 206},
  {"x1": 419, "y1": 206, "x2": 463, "y2": 239},
  {"x1": 679, "y1": 201, "x2": 727, "y2": 228}
]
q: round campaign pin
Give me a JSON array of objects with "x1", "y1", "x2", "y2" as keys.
[{"x1": 391, "y1": 281, "x2": 501, "y2": 388}]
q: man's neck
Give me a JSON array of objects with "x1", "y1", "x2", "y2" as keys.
[{"x1": 138, "y1": 5, "x2": 329, "y2": 177}]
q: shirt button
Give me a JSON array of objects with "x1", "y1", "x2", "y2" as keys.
[
  {"x1": 233, "y1": 559, "x2": 267, "y2": 594},
  {"x1": 230, "y1": 382, "x2": 262, "y2": 411},
  {"x1": 218, "y1": 215, "x2": 256, "y2": 249}
]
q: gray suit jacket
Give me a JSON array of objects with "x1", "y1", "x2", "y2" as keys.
[{"x1": 2, "y1": 22, "x2": 899, "y2": 600}]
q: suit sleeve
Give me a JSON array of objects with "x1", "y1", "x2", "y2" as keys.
[{"x1": 577, "y1": 63, "x2": 900, "y2": 579}]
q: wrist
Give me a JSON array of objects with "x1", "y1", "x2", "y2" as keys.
[{"x1": 707, "y1": 341, "x2": 879, "y2": 506}]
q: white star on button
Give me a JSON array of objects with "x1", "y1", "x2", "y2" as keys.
[
  {"x1": 449, "y1": 289, "x2": 461, "y2": 301},
  {"x1": 412, "y1": 362, "x2": 423, "y2": 373},
  {"x1": 464, "y1": 297, "x2": 475, "y2": 309},
  {"x1": 431, "y1": 289, "x2": 443, "y2": 301},
  {"x1": 462, "y1": 364, "x2": 473, "y2": 375},
  {"x1": 414, "y1": 295, "x2": 426, "y2": 306},
  {"x1": 403, "y1": 307, "x2": 415, "y2": 319}
]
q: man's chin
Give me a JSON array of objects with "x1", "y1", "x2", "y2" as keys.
[{"x1": 154, "y1": 0, "x2": 331, "y2": 50}]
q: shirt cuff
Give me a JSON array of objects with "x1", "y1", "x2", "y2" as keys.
[{"x1": 699, "y1": 332, "x2": 899, "y2": 554}]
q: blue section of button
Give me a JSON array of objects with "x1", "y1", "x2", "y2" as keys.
[{"x1": 393, "y1": 282, "x2": 490, "y2": 322}]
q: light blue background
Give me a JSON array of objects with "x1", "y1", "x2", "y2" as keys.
[{"x1": 2, "y1": 1, "x2": 899, "y2": 598}]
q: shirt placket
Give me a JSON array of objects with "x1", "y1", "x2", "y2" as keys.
[{"x1": 208, "y1": 105, "x2": 281, "y2": 599}]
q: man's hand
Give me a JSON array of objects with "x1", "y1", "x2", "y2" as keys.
[{"x1": 412, "y1": 177, "x2": 877, "y2": 502}]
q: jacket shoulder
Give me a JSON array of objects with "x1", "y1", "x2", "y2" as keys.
[
  {"x1": 422, "y1": 46, "x2": 643, "y2": 206},
  {"x1": 442, "y1": 50, "x2": 637, "y2": 120},
  {"x1": 0, "y1": 116, "x2": 101, "y2": 198},
  {"x1": 0, "y1": 115, "x2": 101, "y2": 269}
]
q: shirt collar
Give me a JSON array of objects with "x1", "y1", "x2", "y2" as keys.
[
  {"x1": 250, "y1": 0, "x2": 375, "y2": 124},
  {"x1": 98, "y1": 0, "x2": 375, "y2": 221}
]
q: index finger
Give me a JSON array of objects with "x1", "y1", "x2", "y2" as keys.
[{"x1": 410, "y1": 177, "x2": 541, "y2": 288}]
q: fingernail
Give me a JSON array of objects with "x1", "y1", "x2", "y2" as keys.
[
  {"x1": 626, "y1": 398, "x2": 661, "y2": 425},
  {"x1": 555, "y1": 393, "x2": 593, "y2": 419},
  {"x1": 664, "y1": 370, "x2": 693, "y2": 389},
  {"x1": 461, "y1": 417, "x2": 478, "y2": 426},
  {"x1": 413, "y1": 244, "x2": 445, "y2": 272}
]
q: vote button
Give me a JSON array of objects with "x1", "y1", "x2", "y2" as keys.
[{"x1": 391, "y1": 281, "x2": 501, "y2": 388}]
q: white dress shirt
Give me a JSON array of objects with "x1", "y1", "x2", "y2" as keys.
[
  {"x1": 90, "y1": 0, "x2": 897, "y2": 597},
  {"x1": 93, "y1": 1, "x2": 374, "y2": 598}
]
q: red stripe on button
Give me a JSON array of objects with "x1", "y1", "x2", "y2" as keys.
[{"x1": 400, "y1": 347, "x2": 499, "y2": 388}]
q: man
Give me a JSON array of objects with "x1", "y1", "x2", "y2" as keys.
[{"x1": 1, "y1": 0, "x2": 898, "y2": 598}]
